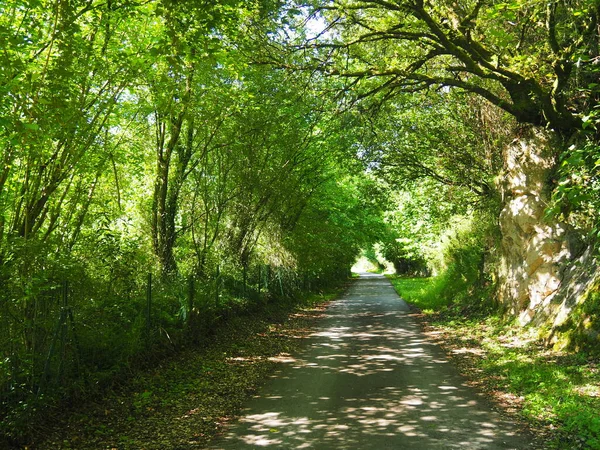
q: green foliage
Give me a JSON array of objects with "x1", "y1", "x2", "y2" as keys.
[
  {"x1": 0, "y1": 0, "x2": 384, "y2": 444},
  {"x1": 434, "y1": 217, "x2": 491, "y2": 304},
  {"x1": 552, "y1": 281, "x2": 600, "y2": 353},
  {"x1": 381, "y1": 180, "x2": 473, "y2": 271},
  {"x1": 360, "y1": 246, "x2": 386, "y2": 273},
  {"x1": 285, "y1": 175, "x2": 386, "y2": 283},
  {"x1": 1, "y1": 0, "x2": 597, "y2": 446},
  {"x1": 380, "y1": 236, "x2": 429, "y2": 276},
  {"x1": 446, "y1": 317, "x2": 600, "y2": 449},
  {"x1": 357, "y1": 92, "x2": 504, "y2": 197},
  {"x1": 362, "y1": 90, "x2": 507, "y2": 282},
  {"x1": 390, "y1": 279, "x2": 600, "y2": 447},
  {"x1": 483, "y1": 348, "x2": 600, "y2": 449},
  {"x1": 548, "y1": 139, "x2": 600, "y2": 238},
  {"x1": 296, "y1": 0, "x2": 597, "y2": 131},
  {"x1": 32, "y1": 284, "x2": 346, "y2": 449},
  {"x1": 388, "y1": 212, "x2": 497, "y2": 313}
]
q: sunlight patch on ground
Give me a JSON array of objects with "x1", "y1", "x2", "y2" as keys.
[
  {"x1": 451, "y1": 347, "x2": 486, "y2": 356},
  {"x1": 573, "y1": 384, "x2": 600, "y2": 397},
  {"x1": 267, "y1": 354, "x2": 296, "y2": 363}
]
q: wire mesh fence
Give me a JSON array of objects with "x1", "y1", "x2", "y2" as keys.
[{"x1": 0, "y1": 261, "x2": 348, "y2": 439}]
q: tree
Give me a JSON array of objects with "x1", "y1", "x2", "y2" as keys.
[
  {"x1": 293, "y1": 0, "x2": 598, "y2": 133},
  {"x1": 353, "y1": 90, "x2": 506, "y2": 198},
  {"x1": 285, "y1": 174, "x2": 387, "y2": 280},
  {"x1": 143, "y1": 1, "x2": 243, "y2": 276},
  {"x1": 2, "y1": 1, "x2": 396, "y2": 442},
  {"x1": 0, "y1": 0, "x2": 144, "y2": 250}
]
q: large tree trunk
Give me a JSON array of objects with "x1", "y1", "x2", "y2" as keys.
[{"x1": 498, "y1": 126, "x2": 597, "y2": 339}]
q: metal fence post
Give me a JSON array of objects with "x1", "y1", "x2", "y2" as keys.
[
  {"x1": 266, "y1": 265, "x2": 271, "y2": 291},
  {"x1": 215, "y1": 265, "x2": 220, "y2": 308},
  {"x1": 243, "y1": 265, "x2": 247, "y2": 297},
  {"x1": 258, "y1": 265, "x2": 262, "y2": 295},
  {"x1": 278, "y1": 269, "x2": 284, "y2": 297},
  {"x1": 188, "y1": 275, "x2": 194, "y2": 322},
  {"x1": 146, "y1": 273, "x2": 152, "y2": 336}
]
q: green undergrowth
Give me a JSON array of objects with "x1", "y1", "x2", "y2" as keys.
[
  {"x1": 28, "y1": 287, "x2": 346, "y2": 450},
  {"x1": 388, "y1": 276, "x2": 600, "y2": 449},
  {"x1": 386, "y1": 276, "x2": 445, "y2": 312}
]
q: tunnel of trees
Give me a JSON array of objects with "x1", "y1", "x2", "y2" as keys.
[{"x1": 1, "y1": 0, "x2": 599, "y2": 444}]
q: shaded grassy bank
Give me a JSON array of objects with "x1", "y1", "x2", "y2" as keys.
[
  {"x1": 27, "y1": 287, "x2": 346, "y2": 450},
  {"x1": 388, "y1": 275, "x2": 600, "y2": 450}
]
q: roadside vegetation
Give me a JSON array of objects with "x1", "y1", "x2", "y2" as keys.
[
  {"x1": 0, "y1": 2, "x2": 383, "y2": 445},
  {"x1": 389, "y1": 275, "x2": 600, "y2": 449},
  {"x1": 32, "y1": 288, "x2": 345, "y2": 449},
  {"x1": 385, "y1": 207, "x2": 600, "y2": 448}
]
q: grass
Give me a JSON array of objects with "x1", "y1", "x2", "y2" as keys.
[
  {"x1": 386, "y1": 275, "x2": 449, "y2": 312},
  {"x1": 388, "y1": 275, "x2": 600, "y2": 450}
]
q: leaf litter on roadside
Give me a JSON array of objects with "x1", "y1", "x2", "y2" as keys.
[{"x1": 35, "y1": 292, "x2": 339, "y2": 449}]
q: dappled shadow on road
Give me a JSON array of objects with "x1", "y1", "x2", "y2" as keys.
[{"x1": 211, "y1": 276, "x2": 530, "y2": 449}]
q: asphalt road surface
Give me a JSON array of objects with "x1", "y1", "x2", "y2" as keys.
[{"x1": 210, "y1": 273, "x2": 534, "y2": 449}]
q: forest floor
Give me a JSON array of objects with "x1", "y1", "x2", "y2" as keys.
[{"x1": 31, "y1": 289, "x2": 343, "y2": 450}]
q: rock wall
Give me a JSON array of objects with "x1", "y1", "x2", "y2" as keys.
[
  {"x1": 497, "y1": 126, "x2": 581, "y2": 323},
  {"x1": 541, "y1": 245, "x2": 600, "y2": 349},
  {"x1": 495, "y1": 125, "x2": 600, "y2": 349}
]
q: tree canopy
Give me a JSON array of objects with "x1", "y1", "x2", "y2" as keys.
[
  {"x1": 1, "y1": 0, "x2": 600, "y2": 446},
  {"x1": 288, "y1": 0, "x2": 599, "y2": 132}
]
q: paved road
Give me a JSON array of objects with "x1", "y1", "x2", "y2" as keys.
[{"x1": 210, "y1": 274, "x2": 534, "y2": 449}]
